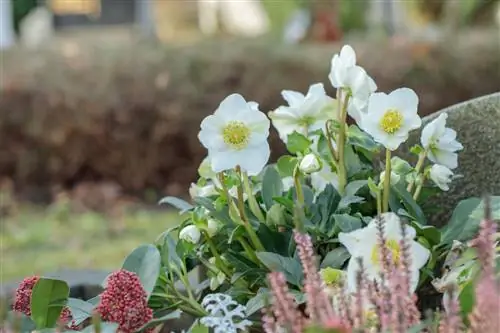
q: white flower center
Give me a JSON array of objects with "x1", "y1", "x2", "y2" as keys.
[
  {"x1": 371, "y1": 239, "x2": 401, "y2": 267},
  {"x1": 379, "y1": 109, "x2": 403, "y2": 134},
  {"x1": 222, "y1": 121, "x2": 251, "y2": 150}
]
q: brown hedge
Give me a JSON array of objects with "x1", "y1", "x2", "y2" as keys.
[{"x1": 0, "y1": 34, "x2": 498, "y2": 201}]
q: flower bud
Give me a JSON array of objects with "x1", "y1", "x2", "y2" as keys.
[
  {"x1": 429, "y1": 164, "x2": 454, "y2": 191},
  {"x1": 299, "y1": 153, "x2": 322, "y2": 174},
  {"x1": 378, "y1": 170, "x2": 400, "y2": 188},
  {"x1": 179, "y1": 225, "x2": 201, "y2": 244},
  {"x1": 206, "y1": 218, "x2": 220, "y2": 237}
]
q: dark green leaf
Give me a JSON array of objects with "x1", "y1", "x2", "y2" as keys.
[
  {"x1": 30, "y1": 278, "x2": 69, "y2": 329},
  {"x1": 421, "y1": 226, "x2": 441, "y2": 246},
  {"x1": 122, "y1": 244, "x2": 161, "y2": 299},
  {"x1": 334, "y1": 214, "x2": 362, "y2": 233},
  {"x1": 277, "y1": 156, "x2": 298, "y2": 178},
  {"x1": 138, "y1": 310, "x2": 181, "y2": 332},
  {"x1": 459, "y1": 281, "x2": 475, "y2": 318},
  {"x1": 338, "y1": 180, "x2": 367, "y2": 209},
  {"x1": 347, "y1": 125, "x2": 380, "y2": 152},
  {"x1": 286, "y1": 132, "x2": 312, "y2": 154},
  {"x1": 158, "y1": 196, "x2": 193, "y2": 213},
  {"x1": 441, "y1": 197, "x2": 482, "y2": 244},
  {"x1": 256, "y1": 252, "x2": 304, "y2": 287},
  {"x1": 320, "y1": 247, "x2": 351, "y2": 269},
  {"x1": 193, "y1": 197, "x2": 233, "y2": 225},
  {"x1": 66, "y1": 298, "x2": 94, "y2": 326},
  {"x1": 245, "y1": 290, "x2": 268, "y2": 316},
  {"x1": 257, "y1": 223, "x2": 292, "y2": 256},
  {"x1": 391, "y1": 184, "x2": 426, "y2": 225},
  {"x1": 273, "y1": 197, "x2": 295, "y2": 212},
  {"x1": 262, "y1": 166, "x2": 284, "y2": 210},
  {"x1": 162, "y1": 234, "x2": 183, "y2": 271},
  {"x1": 410, "y1": 144, "x2": 424, "y2": 155},
  {"x1": 266, "y1": 204, "x2": 287, "y2": 226},
  {"x1": 310, "y1": 184, "x2": 341, "y2": 232}
]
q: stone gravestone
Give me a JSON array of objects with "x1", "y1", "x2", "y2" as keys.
[{"x1": 400, "y1": 92, "x2": 500, "y2": 227}]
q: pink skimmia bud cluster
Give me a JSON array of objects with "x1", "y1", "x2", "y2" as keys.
[{"x1": 95, "y1": 269, "x2": 153, "y2": 333}]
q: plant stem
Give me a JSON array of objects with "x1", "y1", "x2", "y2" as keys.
[
  {"x1": 234, "y1": 167, "x2": 265, "y2": 252},
  {"x1": 238, "y1": 237, "x2": 260, "y2": 263},
  {"x1": 376, "y1": 189, "x2": 382, "y2": 216},
  {"x1": 413, "y1": 183, "x2": 423, "y2": 201},
  {"x1": 293, "y1": 166, "x2": 305, "y2": 207},
  {"x1": 382, "y1": 149, "x2": 392, "y2": 213},
  {"x1": 336, "y1": 90, "x2": 350, "y2": 194},
  {"x1": 325, "y1": 120, "x2": 339, "y2": 163},
  {"x1": 218, "y1": 172, "x2": 241, "y2": 223},
  {"x1": 407, "y1": 151, "x2": 427, "y2": 192},
  {"x1": 242, "y1": 171, "x2": 265, "y2": 223},
  {"x1": 205, "y1": 235, "x2": 232, "y2": 277}
]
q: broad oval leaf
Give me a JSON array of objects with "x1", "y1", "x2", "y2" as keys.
[
  {"x1": 391, "y1": 184, "x2": 426, "y2": 225},
  {"x1": 30, "y1": 278, "x2": 69, "y2": 329},
  {"x1": 122, "y1": 244, "x2": 161, "y2": 299},
  {"x1": 158, "y1": 196, "x2": 193, "y2": 213},
  {"x1": 320, "y1": 247, "x2": 351, "y2": 269},
  {"x1": 277, "y1": 156, "x2": 298, "y2": 178},
  {"x1": 7, "y1": 311, "x2": 36, "y2": 332},
  {"x1": 245, "y1": 289, "x2": 268, "y2": 316},
  {"x1": 441, "y1": 197, "x2": 482, "y2": 245},
  {"x1": 66, "y1": 298, "x2": 94, "y2": 327},
  {"x1": 256, "y1": 252, "x2": 303, "y2": 287},
  {"x1": 262, "y1": 166, "x2": 283, "y2": 210},
  {"x1": 286, "y1": 132, "x2": 311, "y2": 154},
  {"x1": 334, "y1": 214, "x2": 362, "y2": 233}
]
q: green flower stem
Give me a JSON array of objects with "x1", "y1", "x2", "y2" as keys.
[
  {"x1": 293, "y1": 166, "x2": 305, "y2": 207},
  {"x1": 376, "y1": 189, "x2": 382, "y2": 216},
  {"x1": 413, "y1": 183, "x2": 423, "y2": 201},
  {"x1": 336, "y1": 90, "x2": 350, "y2": 194},
  {"x1": 238, "y1": 237, "x2": 260, "y2": 263},
  {"x1": 156, "y1": 291, "x2": 207, "y2": 317},
  {"x1": 179, "y1": 265, "x2": 196, "y2": 301},
  {"x1": 217, "y1": 173, "x2": 242, "y2": 223},
  {"x1": 382, "y1": 149, "x2": 392, "y2": 213},
  {"x1": 407, "y1": 151, "x2": 427, "y2": 192},
  {"x1": 242, "y1": 171, "x2": 265, "y2": 223},
  {"x1": 205, "y1": 234, "x2": 232, "y2": 277},
  {"x1": 325, "y1": 120, "x2": 339, "y2": 163}
]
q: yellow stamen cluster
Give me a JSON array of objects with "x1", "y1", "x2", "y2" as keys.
[
  {"x1": 222, "y1": 121, "x2": 250, "y2": 150},
  {"x1": 371, "y1": 239, "x2": 401, "y2": 267},
  {"x1": 380, "y1": 109, "x2": 403, "y2": 134}
]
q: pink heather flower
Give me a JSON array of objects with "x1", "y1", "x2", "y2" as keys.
[
  {"x1": 12, "y1": 275, "x2": 78, "y2": 330},
  {"x1": 267, "y1": 272, "x2": 304, "y2": 333},
  {"x1": 96, "y1": 269, "x2": 153, "y2": 333}
]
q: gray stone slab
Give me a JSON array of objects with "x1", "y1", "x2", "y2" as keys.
[{"x1": 399, "y1": 92, "x2": 500, "y2": 227}]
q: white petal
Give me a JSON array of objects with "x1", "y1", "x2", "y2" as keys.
[
  {"x1": 412, "y1": 241, "x2": 431, "y2": 270},
  {"x1": 215, "y1": 93, "x2": 250, "y2": 118},
  {"x1": 198, "y1": 127, "x2": 226, "y2": 152},
  {"x1": 235, "y1": 144, "x2": 271, "y2": 176},
  {"x1": 429, "y1": 150, "x2": 458, "y2": 170},
  {"x1": 388, "y1": 88, "x2": 419, "y2": 114},
  {"x1": 340, "y1": 45, "x2": 356, "y2": 67},
  {"x1": 346, "y1": 256, "x2": 361, "y2": 293},
  {"x1": 242, "y1": 110, "x2": 270, "y2": 134},
  {"x1": 210, "y1": 150, "x2": 239, "y2": 173},
  {"x1": 281, "y1": 90, "x2": 305, "y2": 107},
  {"x1": 307, "y1": 83, "x2": 327, "y2": 98},
  {"x1": 339, "y1": 228, "x2": 374, "y2": 256},
  {"x1": 329, "y1": 55, "x2": 348, "y2": 88}
]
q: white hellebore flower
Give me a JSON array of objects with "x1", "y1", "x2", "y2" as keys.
[
  {"x1": 179, "y1": 225, "x2": 201, "y2": 244},
  {"x1": 299, "y1": 153, "x2": 322, "y2": 174},
  {"x1": 206, "y1": 218, "x2": 220, "y2": 237},
  {"x1": 360, "y1": 88, "x2": 422, "y2": 151},
  {"x1": 328, "y1": 45, "x2": 377, "y2": 123},
  {"x1": 421, "y1": 113, "x2": 463, "y2": 169},
  {"x1": 198, "y1": 94, "x2": 270, "y2": 175},
  {"x1": 310, "y1": 161, "x2": 339, "y2": 194},
  {"x1": 338, "y1": 212, "x2": 430, "y2": 293},
  {"x1": 429, "y1": 164, "x2": 454, "y2": 191},
  {"x1": 269, "y1": 83, "x2": 335, "y2": 142}
]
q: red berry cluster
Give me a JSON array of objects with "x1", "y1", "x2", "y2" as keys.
[
  {"x1": 12, "y1": 275, "x2": 78, "y2": 329},
  {"x1": 96, "y1": 269, "x2": 153, "y2": 333}
]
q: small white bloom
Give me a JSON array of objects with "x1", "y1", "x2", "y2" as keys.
[
  {"x1": 328, "y1": 45, "x2": 377, "y2": 123},
  {"x1": 179, "y1": 225, "x2": 201, "y2": 244},
  {"x1": 338, "y1": 212, "x2": 430, "y2": 293},
  {"x1": 207, "y1": 218, "x2": 220, "y2": 237},
  {"x1": 198, "y1": 94, "x2": 270, "y2": 175},
  {"x1": 429, "y1": 164, "x2": 454, "y2": 191},
  {"x1": 210, "y1": 272, "x2": 226, "y2": 290},
  {"x1": 379, "y1": 170, "x2": 401, "y2": 187},
  {"x1": 310, "y1": 161, "x2": 339, "y2": 194},
  {"x1": 189, "y1": 182, "x2": 218, "y2": 199},
  {"x1": 282, "y1": 176, "x2": 295, "y2": 192},
  {"x1": 198, "y1": 156, "x2": 217, "y2": 179},
  {"x1": 299, "y1": 153, "x2": 322, "y2": 174},
  {"x1": 269, "y1": 83, "x2": 335, "y2": 142},
  {"x1": 421, "y1": 113, "x2": 463, "y2": 169},
  {"x1": 360, "y1": 88, "x2": 421, "y2": 151}
]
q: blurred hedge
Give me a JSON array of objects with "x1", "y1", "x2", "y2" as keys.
[{"x1": 0, "y1": 34, "x2": 499, "y2": 201}]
